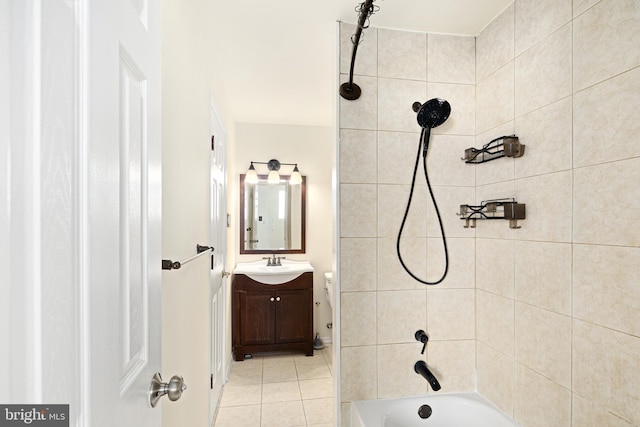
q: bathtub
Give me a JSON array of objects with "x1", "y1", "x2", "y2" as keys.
[{"x1": 351, "y1": 393, "x2": 519, "y2": 427}]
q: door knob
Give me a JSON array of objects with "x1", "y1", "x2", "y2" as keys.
[{"x1": 149, "y1": 372, "x2": 188, "y2": 408}]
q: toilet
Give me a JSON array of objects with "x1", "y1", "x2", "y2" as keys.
[{"x1": 324, "y1": 272, "x2": 334, "y2": 311}]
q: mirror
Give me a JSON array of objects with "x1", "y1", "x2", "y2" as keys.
[{"x1": 240, "y1": 174, "x2": 306, "y2": 254}]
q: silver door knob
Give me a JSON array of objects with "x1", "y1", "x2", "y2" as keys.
[{"x1": 149, "y1": 372, "x2": 188, "y2": 408}]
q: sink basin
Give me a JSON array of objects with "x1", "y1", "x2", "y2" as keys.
[{"x1": 233, "y1": 259, "x2": 314, "y2": 285}]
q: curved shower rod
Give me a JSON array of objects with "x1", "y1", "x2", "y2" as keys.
[{"x1": 340, "y1": 0, "x2": 379, "y2": 101}]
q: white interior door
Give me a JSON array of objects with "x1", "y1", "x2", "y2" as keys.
[
  {"x1": 89, "y1": 0, "x2": 163, "y2": 425},
  {"x1": 2, "y1": 0, "x2": 162, "y2": 425},
  {"x1": 209, "y1": 101, "x2": 227, "y2": 423}
]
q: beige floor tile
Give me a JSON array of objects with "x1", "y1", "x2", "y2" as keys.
[
  {"x1": 214, "y1": 404, "x2": 261, "y2": 427},
  {"x1": 219, "y1": 383, "x2": 262, "y2": 407},
  {"x1": 296, "y1": 363, "x2": 332, "y2": 381},
  {"x1": 302, "y1": 398, "x2": 333, "y2": 425},
  {"x1": 298, "y1": 378, "x2": 333, "y2": 400},
  {"x1": 263, "y1": 363, "x2": 298, "y2": 383},
  {"x1": 261, "y1": 401, "x2": 306, "y2": 427},
  {"x1": 262, "y1": 381, "x2": 302, "y2": 403}
]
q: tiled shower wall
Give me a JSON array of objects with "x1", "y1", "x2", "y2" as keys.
[
  {"x1": 337, "y1": 23, "x2": 477, "y2": 423},
  {"x1": 338, "y1": 0, "x2": 640, "y2": 425},
  {"x1": 475, "y1": 0, "x2": 640, "y2": 426}
]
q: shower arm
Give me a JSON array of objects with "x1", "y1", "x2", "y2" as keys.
[{"x1": 340, "y1": 0, "x2": 376, "y2": 101}]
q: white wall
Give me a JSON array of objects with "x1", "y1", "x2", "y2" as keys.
[
  {"x1": 234, "y1": 123, "x2": 334, "y2": 342},
  {"x1": 161, "y1": 0, "x2": 235, "y2": 426}
]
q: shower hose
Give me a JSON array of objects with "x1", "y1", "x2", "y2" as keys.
[{"x1": 396, "y1": 127, "x2": 449, "y2": 285}]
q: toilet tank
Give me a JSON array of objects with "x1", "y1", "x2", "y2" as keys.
[{"x1": 324, "y1": 272, "x2": 334, "y2": 310}]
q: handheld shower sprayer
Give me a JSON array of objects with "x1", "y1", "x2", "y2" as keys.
[{"x1": 397, "y1": 98, "x2": 451, "y2": 285}]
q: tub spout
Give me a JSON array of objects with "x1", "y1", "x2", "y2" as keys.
[{"x1": 414, "y1": 361, "x2": 441, "y2": 391}]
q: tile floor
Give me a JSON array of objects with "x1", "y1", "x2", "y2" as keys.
[{"x1": 213, "y1": 345, "x2": 333, "y2": 427}]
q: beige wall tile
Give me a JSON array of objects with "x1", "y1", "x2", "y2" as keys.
[
  {"x1": 477, "y1": 4, "x2": 514, "y2": 82},
  {"x1": 574, "y1": 67, "x2": 640, "y2": 167},
  {"x1": 428, "y1": 34, "x2": 475, "y2": 84},
  {"x1": 515, "y1": 303, "x2": 571, "y2": 388},
  {"x1": 514, "y1": 364, "x2": 571, "y2": 427},
  {"x1": 515, "y1": 24, "x2": 572, "y2": 117},
  {"x1": 340, "y1": 23, "x2": 377, "y2": 76},
  {"x1": 573, "y1": 320, "x2": 640, "y2": 425},
  {"x1": 574, "y1": 158, "x2": 640, "y2": 246},
  {"x1": 340, "y1": 346, "x2": 378, "y2": 401},
  {"x1": 477, "y1": 290, "x2": 514, "y2": 356},
  {"x1": 341, "y1": 292, "x2": 376, "y2": 347},
  {"x1": 426, "y1": 135, "x2": 476, "y2": 187},
  {"x1": 426, "y1": 237, "x2": 475, "y2": 289},
  {"x1": 378, "y1": 237, "x2": 427, "y2": 291},
  {"x1": 573, "y1": 0, "x2": 603, "y2": 17},
  {"x1": 515, "y1": 241, "x2": 571, "y2": 315},
  {"x1": 515, "y1": 0, "x2": 572, "y2": 55},
  {"x1": 377, "y1": 131, "x2": 423, "y2": 185},
  {"x1": 377, "y1": 343, "x2": 428, "y2": 398},
  {"x1": 573, "y1": 244, "x2": 640, "y2": 337},
  {"x1": 378, "y1": 29, "x2": 426, "y2": 81},
  {"x1": 340, "y1": 74, "x2": 378, "y2": 130},
  {"x1": 377, "y1": 290, "x2": 427, "y2": 344},
  {"x1": 514, "y1": 96, "x2": 572, "y2": 178},
  {"x1": 427, "y1": 340, "x2": 476, "y2": 393},
  {"x1": 428, "y1": 83, "x2": 475, "y2": 136},
  {"x1": 340, "y1": 238, "x2": 377, "y2": 292},
  {"x1": 477, "y1": 341, "x2": 514, "y2": 417},
  {"x1": 378, "y1": 184, "x2": 427, "y2": 238},
  {"x1": 514, "y1": 170, "x2": 572, "y2": 243},
  {"x1": 340, "y1": 184, "x2": 377, "y2": 238},
  {"x1": 573, "y1": 0, "x2": 640, "y2": 91},
  {"x1": 476, "y1": 238, "x2": 514, "y2": 298},
  {"x1": 572, "y1": 394, "x2": 633, "y2": 427},
  {"x1": 378, "y1": 78, "x2": 427, "y2": 132},
  {"x1": 340, "y1": 129, "x2": 377, "y2": 184},
  {"x1": 427, "y1": 289, "x2": 475, "y2": 340},
  {"x1": 476, "y1": 62, "x2": 515, "y2": 135}
]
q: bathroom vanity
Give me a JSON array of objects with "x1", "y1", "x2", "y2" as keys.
[{"x1": 232, "y1": 260, "x2": 314, "y2": 361}]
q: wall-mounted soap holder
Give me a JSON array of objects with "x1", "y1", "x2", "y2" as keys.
[
  {"x1": 458, "y1": 198, "x2": 526, "y2": 229},
  {"x1": 462, "y1": 135, "x2": 525, "y2": 164}
]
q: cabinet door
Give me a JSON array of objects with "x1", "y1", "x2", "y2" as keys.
[
  {"x1": 239, "y1": 290, "x2": 275, "y2": 345},
  {"x1": 275, "y1": 289, "x2": 311, "y2": 344}
]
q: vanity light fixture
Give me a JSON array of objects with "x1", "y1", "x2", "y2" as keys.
[
  {"x1": 245, "y1": 162, "x2": 259, "y2": 184},
  {"x1": 244, "y1": 159, "x2": 302, "y2": 185}
]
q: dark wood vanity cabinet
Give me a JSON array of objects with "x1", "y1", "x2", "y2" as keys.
[{"x1": 232, "y1": 272, "x2": 313, "y2": 361}]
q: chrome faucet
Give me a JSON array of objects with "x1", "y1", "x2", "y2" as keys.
[
  {"x1": 263, "y1": 254, "x2": 285, "y2": 266},
  {"x1": 414, "y1": 361, "x2": 441, "y2": 391}
]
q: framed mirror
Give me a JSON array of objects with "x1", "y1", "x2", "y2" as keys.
[{"x1": 240, "y1": 174, "x2": 306, "y2": 254}]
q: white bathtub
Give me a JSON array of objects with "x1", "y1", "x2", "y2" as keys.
[{"x1": 351, "y1": 393, "x2": 520, "y2": 427}]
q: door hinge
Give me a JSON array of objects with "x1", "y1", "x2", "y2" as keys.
[
  {"x1": 210, "y1": 373, "x2": 213, "y2": 390},
  {"x1": 211, "y1": 135, "x2": 215, "y2": 151}
]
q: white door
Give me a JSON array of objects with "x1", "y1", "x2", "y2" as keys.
[
  {"x1": 209, "y1": 101, "x2": 227, "y2": 423},
  {"x1": 2, "y1": 0, "x2": 163, "y2": 425},
  {"x1": 89, "y1": 0, "x2": 164, "y2": 425}
]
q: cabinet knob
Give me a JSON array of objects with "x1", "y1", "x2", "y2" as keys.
[
  {"x1": 276, "y1": 296, "x2": 281, "y2": 302},
  {"x1": 270, "y1": 297, "x2": 275, "y2": 302}
]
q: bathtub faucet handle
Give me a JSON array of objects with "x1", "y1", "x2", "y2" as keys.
[{"x1": 415, "y1": 330, "x2": 429, "y2": 354}]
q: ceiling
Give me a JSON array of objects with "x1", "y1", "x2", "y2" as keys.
[{"x1": 209, "y1": 0, "x2": 513, "y2": 127}]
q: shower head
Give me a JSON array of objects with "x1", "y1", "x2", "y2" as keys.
[{"x1": 414, "y1": 98, "x2": 451, "y2": 129}]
